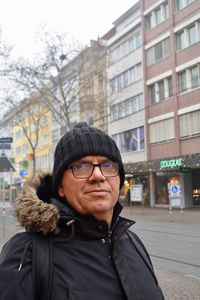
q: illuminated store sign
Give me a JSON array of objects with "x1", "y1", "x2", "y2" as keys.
[{"x1": 160, "y1": 158, "x2": 182, "y2": 169}]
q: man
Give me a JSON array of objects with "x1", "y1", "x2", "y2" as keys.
[{"x1": 0, "y1": 122, "x2": 164, "y2": 299}]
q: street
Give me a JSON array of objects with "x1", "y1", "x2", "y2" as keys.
[{"x1": 1, "y1": 204, "x2": 200, "y2": 299}]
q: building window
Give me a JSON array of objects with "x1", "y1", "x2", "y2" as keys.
[
  {"x1": 175, "y1": 0, "x2": 196, "y2": 11},
  {"x1": 16, "y1": 146, "x2": 21, "y2": 155},
  {"x1": 177, "y1": 31, "x2": 185, "y2": 50},
  {"x1": 87, "y1": 84, "x2": 93, "y2": 96},
  {"x1": 15, "y1": 130, "x2": 21, "y2": 140},
  {"x1": 179, "y1": 70, "x2": 187, "y2": 92},
  {"x1": 41, "y1": 116, "x2": 48, "y2": 127},
  {"x1": 22, "y1": 143, "x2": 29, "y2": 153},
  {"x1": 149, "y1": 118, "x2": 175, "y2": 143},
  {"x1": 36, "y1": 154, "x2": 50, "y2": 170},
  {"x1": 109, "y1": 31, "x2": 141, "y2": 64},
  {"x1": 98, "y1": 77, "x2": 104, "y2": 93},
  {"x1": 178, "y1": 64, "x2": 200, "y2": 93},
  {"x1": 179, "y1": 110, "x2": 200, "y2": 137},
  {"x1": 112, "y1": 126, "x2": 145, "y2": 153},
  {"x1": 146, "y1": 1, "x2": 169, "y2": 30},
  {"x1": 149, "y1": 76, "x2": 172, "y2": 104},
  {"x1": 43, "y1": 134, "x2": 48, "y2": 145},
  {"x1": 188, "y1": 24, "x2": 197, "y2": 45},
  {"x1": 158, "y1": 80, "x2": 165, "y2": 101},
  {"x1": 110, "y1": 93, "x2": 144, "y2": 121},
  {"x1": 147, "y1": 38, "x2": 170, "y2": 66},
  {"x1": 176, "y1": 20, "x2": 200, "y2": 51},
  {"x1": 110, "y1": 64, "x2": 142, "y2": 94},
  {"x1": 191, "y1": 66, "x2": 199, "y2": 88}
]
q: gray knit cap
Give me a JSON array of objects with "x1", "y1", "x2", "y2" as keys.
[{"x1": 52, "y1": 122, "x2": 125, "y2": 191}]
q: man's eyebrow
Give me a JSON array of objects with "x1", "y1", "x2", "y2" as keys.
[
  {"x1": 75, "y1": 158, "x2": 110, "y2": 164},
  {"x1": 74, "y1": 159, "x2": 91, "y2": 164}
]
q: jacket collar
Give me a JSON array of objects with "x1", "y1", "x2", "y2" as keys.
[{"x1": 54, "y1": 198, "x2": 135, "y2": 239}]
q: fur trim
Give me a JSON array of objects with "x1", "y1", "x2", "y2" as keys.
[{"x1": 15, "y1": 171, "x2": 60, "y2": 234}]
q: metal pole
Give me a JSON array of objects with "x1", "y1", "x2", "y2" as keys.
[
  {"x1": 2, "y1": 174, "x2": 6, "y2": 237},
  {"x1": 9, "y1": 169, "x2": 13, "y2": 204}
]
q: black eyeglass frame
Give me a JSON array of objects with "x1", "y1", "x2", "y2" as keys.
[{"x1": 69, "y1": 162, "x2": 120, "y2": 179}]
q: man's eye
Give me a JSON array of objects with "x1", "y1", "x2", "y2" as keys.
[
  {"x1": 101, "y1": 162, "x2": 112, "y2": 168},
  {"x1": 74, "y1": 164, "x2": 84, "y2": 170},
  {"x1": 76, "y1": 163, "x2": 91, "y2": 169}
]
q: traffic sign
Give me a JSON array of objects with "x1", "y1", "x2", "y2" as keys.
[
  {"x1": 19, "y1": 169, "x2": 27, "y2": 177},
  {"x1": 0, "y1": 137, "x2": 13, "y2": 143},
  {"x1": 180, "y1": 166, "x2": 191, "y2": 173},
  {"x1": 0, "y1": 143, "x2": 11, "y2": 149}
]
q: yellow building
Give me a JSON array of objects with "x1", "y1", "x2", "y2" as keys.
[{"x1": 12, "y1": 95, "x2": 52, "y2": 183}]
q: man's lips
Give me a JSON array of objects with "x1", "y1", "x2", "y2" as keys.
[{"x1": 86, "y1": 189, "x2": 110, "y2": 196}]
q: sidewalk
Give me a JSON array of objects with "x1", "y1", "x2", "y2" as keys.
[{"x1": 122, "y1": 205, "x2": 200, "y2": 226}]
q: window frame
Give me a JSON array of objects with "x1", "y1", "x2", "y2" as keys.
[
  {"x1": 145, "y1": 1, "x2": 169, "y2": 31},
  {"x1": 147, "y1": 38, "x2": 170, "y2": 66},
  {"x1": 149, "y1": 76, "x2": 173, "y2": 105}
]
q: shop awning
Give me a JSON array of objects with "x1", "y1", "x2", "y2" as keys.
[
  {"x1": 124, "y1": 153, "x2": 200, "y2": 173},
  {"x1": 0, "y1": 154, "x2": 15, "y2": 172}
]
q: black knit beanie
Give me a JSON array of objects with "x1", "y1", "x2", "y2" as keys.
[{"x1": 52, "y1": 122, "x2": 125, "y2": 192}]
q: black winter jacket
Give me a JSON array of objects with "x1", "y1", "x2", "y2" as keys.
[{"x1": 0, "y1": 172, "x2": 164, "y2": 300}]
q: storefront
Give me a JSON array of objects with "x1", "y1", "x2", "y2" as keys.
[
  {"x1": 124, "y1": 153, "x2": 200, "y2": 208},
  {"x1": 119, "y1": 173, "x2": 149, "y2": 206}
]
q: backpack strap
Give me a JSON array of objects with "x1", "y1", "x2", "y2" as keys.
[
  {"x1": 32, "y1": 232, "x2": 53, "y2": 300},
  {"x1": 127, "y1": 231, "x2": 165, "y2": 299},
  {"x1": 126, "y1": 231, "x2": 158, "y2": 283}
]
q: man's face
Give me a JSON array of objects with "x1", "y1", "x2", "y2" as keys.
[{"x1": 58, "y1": 155, "x2": 120, "y2": 225}]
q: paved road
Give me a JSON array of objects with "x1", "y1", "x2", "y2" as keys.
[
  {"x1": 1, "y1": 203, "x2": 200, "y2": 299},
  {"x1": 0, "y1": 204, "x2": 22, "y2": 247}
]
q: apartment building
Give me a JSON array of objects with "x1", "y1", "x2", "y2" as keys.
[
  {"x1": 50, "y1": 39, "x2": 107, "y2": 172},
  {"x1": 102, "y1": 2, "x2": 147, "y2": 203},
  {"x1": 78, "y1": 40, "x2": 107, "y2": 132},
  {"x1": 134, "y1": 0, "x2": 200, "y2": 207},
  {"x1": 51, "y1": 57, "x2": 80, "y2": 157}
]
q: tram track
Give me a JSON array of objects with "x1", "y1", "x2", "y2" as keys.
[
  {"x1": 134, "y1": 227, "x2": 200, "y2": 239},
  {"x1": 131, "y1": 227, "x2": 200, "y2": 272},
  {"x1": 150, "y1": 253, "x2": 200, "y2": 269}
]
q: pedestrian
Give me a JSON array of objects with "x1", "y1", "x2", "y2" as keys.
[{"x1": 0, "y1": 122, "x2": 164, "y2": 299}]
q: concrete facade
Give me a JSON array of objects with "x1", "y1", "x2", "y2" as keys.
[{"x1": 140, "y1": 0, "x2": 200, "y2": 208}]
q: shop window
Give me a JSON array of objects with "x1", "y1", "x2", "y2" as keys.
[
  {"x1": 155, "y1": 173, "x2": 181, "y2": 205},
  {"x1": 192, "y1": 169, "x2": 200, "y2": 206}
]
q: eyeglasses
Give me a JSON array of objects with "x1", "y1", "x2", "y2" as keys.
[{"x1": 69, "y1": 161, "x2": 119, "y2": 179}]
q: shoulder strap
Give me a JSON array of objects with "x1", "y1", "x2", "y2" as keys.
[
  {"x1": 32, "y1": 233, "x2": 53, "y2": 300},
  {"x1": 126, "y1": 231, "x2": 158, "y2": 284},
  {"x1": 127, "y1": 231, "x2": 165, "y2": 299}
]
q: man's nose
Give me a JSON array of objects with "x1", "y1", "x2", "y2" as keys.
[{"x1": 89, "y1": 165, "x2": 105, "y2": 179}]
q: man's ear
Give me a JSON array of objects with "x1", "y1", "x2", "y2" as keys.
[{"x1": 58, "y1": 185, "x2": 64, "y2": 197}]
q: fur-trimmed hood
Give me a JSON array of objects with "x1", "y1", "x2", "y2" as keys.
[{"x1": 15, "y1": 171, "x2": 60, "y2": 234}]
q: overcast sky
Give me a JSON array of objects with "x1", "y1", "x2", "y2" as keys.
[{"x1": 0, "y1": 0, "x2": 136, "y2": 59}]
